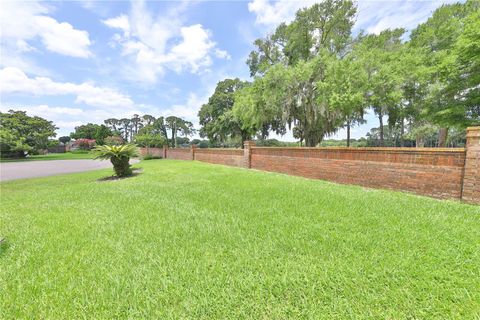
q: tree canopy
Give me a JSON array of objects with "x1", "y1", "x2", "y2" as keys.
[
  {"x1": 0, "y1": 110, "x2": 57, "y2": 157},
  {"x1": 70, "y1": 123, "x2": 113, "y2": 145},
  {"x1": 199, "y1": 0, "x2": 479, "y2": 147},
  {"x1": 198, "y1": 78, "x2": 252, "y2": 146}
]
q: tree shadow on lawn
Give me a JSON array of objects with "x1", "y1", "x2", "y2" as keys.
[{"x1": 96, "y1": 168, "x2": 143, "y2": 182}]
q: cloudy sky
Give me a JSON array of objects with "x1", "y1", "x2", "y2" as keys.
[{"x1": 0, "y1": 0, "x2": 457, "y2": 140}]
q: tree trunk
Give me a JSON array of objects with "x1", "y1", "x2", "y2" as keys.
[
  {"x1": 171, "y1": 127, "x2": 175, "y2": 148},
  {"x1": 400, "y1": 118, "x2": 405, "y2": 147},
  {"x1": 438, "y1": 127, "x2": 448, "y2": 147},
  {"x1": 110, "y1": 156, "x2": 132, "y2": 177},
  {"x1": 378, "y1": 110, "x2": 384, "y2": 147},
  {"x1": 346, "y1": 121, "x2": 351, "y2": 147},
  {"x1": 240, "y1": 131, "x2": 250, "y2": 149},
  {"x1": 416, "y1": 135, "x2": 425, "y2": 148},
  {"x1": 305, "y1": 136, "x2": 316, "y2": 147}
]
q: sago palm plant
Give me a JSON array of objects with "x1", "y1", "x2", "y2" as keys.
[{"x1": 92, "y1": 144, "x2": 139, "y2": 177}]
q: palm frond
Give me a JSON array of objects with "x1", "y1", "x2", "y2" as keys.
[{"x1": 91, "y1": 144, "x2": 139, "y2": 160}]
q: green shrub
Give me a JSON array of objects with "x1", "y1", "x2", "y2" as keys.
[
  {"x1": 92, "y1": 144, "x2": 138, "y2": 177},
  {"x1": 104, "y1": 136, "x2": 124, "y2": 146},
  {"x1": 47, "y1": 139, "x2": 60, "y2": 148},
  {"x1": 0, "y1": 129, "x2": 32, "y2": 158},
  {"x1": 143, "y1": 153, "x2": 162, "y2": 160},
  {"x1": 135, "y1": 134, "x2": 166, "y2": 148}
]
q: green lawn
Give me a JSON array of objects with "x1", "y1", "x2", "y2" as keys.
[
  {"x1": 0, "y1": 151, "x2": 93, "y2": 162},
  {"x1": 1, "y1": 160, "x2": 479, "y2": 319}
]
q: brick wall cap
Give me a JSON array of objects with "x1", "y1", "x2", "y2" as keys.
[
  {"x1": 197, "y1": 148, "x2": 242, "y2": 151},
  {"x1": 466, "y1": 126, "x2": 480, "y2": 137},
  {"x1": 466, "y1": 126, "x2": 480, "y2": 131},
  {"x1": 252, "y1": 146, "x2": 465, "y2": 153},
  {"x1": 169, "y1": 148, "x2": 190, "y2": 152}
]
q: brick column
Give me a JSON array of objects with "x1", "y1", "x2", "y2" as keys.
[
  {"x1": 462, "y1": 127, "x2": 480, "y2": 204},
  {"x1": 163, "y1": 145, "x2": 168, "y2": 159},
  {"x1": 191, "y1": 144, "x2": 197, "y2": 160},
  {"x1": 243, "y1": 140, "x2": 255, "y2": 168}
]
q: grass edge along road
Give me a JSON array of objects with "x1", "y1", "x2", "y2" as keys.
[
  {"x1": 0, "y1": 151, "x2": 93, "y2": 162},
  {"x1": 1, "y1": 160, "x2": 479, "y2": 318}
]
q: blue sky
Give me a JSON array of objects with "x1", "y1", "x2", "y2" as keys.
[{"x1": 0, "y1": 0, "x2": 456, "y2": 140}]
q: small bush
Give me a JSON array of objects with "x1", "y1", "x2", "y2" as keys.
[
  {"x1": 143, "y1": 154, "x2": 162, "y2": 160},
  {"x1": 104, "y1": 136, "x2": 124, "y2": 146},
  {"x1": 75, "y1": 139, "x2": 96, "y2": 150},
  {"x1": 92, "y1": 144, "x2": 138, "y2": 177}
]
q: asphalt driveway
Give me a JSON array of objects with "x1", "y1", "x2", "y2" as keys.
[{"x1": 0, "y1": 159, "x2": 139, "y2": 181}]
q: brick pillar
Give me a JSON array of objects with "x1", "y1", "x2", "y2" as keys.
[
  {"x1": 163, "y1": 145, "x2": 168, "y2": 159},
  {"x1": 462, "y1": 127, "x2": 480, "y2": 204},
  {"x1": 243, "y1": 140, "x2": 255, "y2": 168},
  {"x1": 191, "y1": 144, "x2": 196, "y2": 160}
]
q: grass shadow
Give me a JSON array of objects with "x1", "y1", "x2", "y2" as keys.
[
  {"x1": 0, "y1": 238, "x2": 9, "y2": 258},
  {"x1": 96, "y1": 168, "x2": 143, "y2": 182}
]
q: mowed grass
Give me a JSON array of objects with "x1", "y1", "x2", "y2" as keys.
[
  {"x1": 0, "y1": 151, "x2": 93, "y2": 162},
  {"x1": 1, "y1": 160, "x2": 479, "y2": 319}
]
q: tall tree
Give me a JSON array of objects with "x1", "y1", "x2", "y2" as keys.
[
  {"x1": 119, "y1": 118, "x2": 131, "y2": 142},
  {"x1": 239, "y1": 0, "x2": 358, "y2": 146},
  {"x1": 142, "y1": 114, "x2": 156, "y2": 126},
  {"x1": 165, "y1": 116, "x2": 195, "y2": 147},
  {"x1": 409, "y1": 1, "x2": 478, "y2": 146},
  {"x1": 236, "y1": 52, "x2": 365, "y2": 147},
  {"x1": 319, "y1": 53, "x2": 367, "y2": 146},
  {"x1": 130, "y1": 114, "x2": 142, "y2": 136},
  {"x1": 247, "y1": 0, "x2": 356, "y2": 76},
  {"x1": 354, "y1": 29, "x2": 404, "y2": 146},
  {"x1": 0, "y1": 110, "x2": 57, "y2": 156},
  {"x1": 59, "y1": 136, "x2": 71, "y2": 145},
  {"x1": 154, "y1": 117, "x2": 169, "y2": 140},
  {"x1": 394, "y1": 43, "x2": 432, "y2": 147},
  {"x1": 70, "y1": 123, "x2": 112, "y2": 145},
  {"x1": 104, "y1": 118, "x2": 120, "y2": 132},
  {"x1": 198, "y1": 78, "x2": 252, "y2": 146},
  {"x1": 446, "y1": 7, "x2": 480, "y2": 127}
]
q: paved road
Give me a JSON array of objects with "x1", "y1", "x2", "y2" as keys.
[{"x1": 0, "y1": 159, "x2": 139, "y2": 182}]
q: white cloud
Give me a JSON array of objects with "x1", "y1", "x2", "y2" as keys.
[
  {"x1": 0, "y1": 67, "x2": 134, "y2": 108},
  {"x1": 102, "y1": 1, "x2": 229, "y2": 83},
  {"x1": 21, "y1": 105, "x2": 84, "y2": 116},
  {"x1": 0, "y1": 0, "x2": 92, "y2": 58},
  {"x1": 35, "y1": 16, "x2": 91, "y2": 58},
  {"x1": 163, "y1": 93, "x2": 205, "y2": 124},
  {"x1": 248, "y1": 0, "x2": 316, "y2": 27},
  {"x1": 356, "y1": 1, "x2": 458, "y2": 35},
  {"x1": 215, "y1": 48, "x2": 231, "y2": 60},
  {"x1": 103, "y1": 14, "x2": 130, "y2": 34},
  {"x1": 247, "y1": 0, "x2": 457, "y2": 35}
]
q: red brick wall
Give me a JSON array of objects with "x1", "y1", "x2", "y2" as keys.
[
  {"x1": 161, "y1": 127, "x2": 480, "y2": 204},
  {"x1": 250, "y1": 147, "x2": 466, "y2": 200},
  {"x1": 138, "y1": 147, "x2": 163, "y2": 158},
  {"x1": 166, "y1": 148, "x2": 191, "y2": 160},
  {"x1": 194, "y1": 148, "x2": 244, "y2": 167}
]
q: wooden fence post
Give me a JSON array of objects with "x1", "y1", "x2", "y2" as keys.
[
  {"x1": 243, "y1": 140, "x2": 255, "y2": 169},
  {"x1": 462, "y1": 126, "x2": 480, "y2": 204}
]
